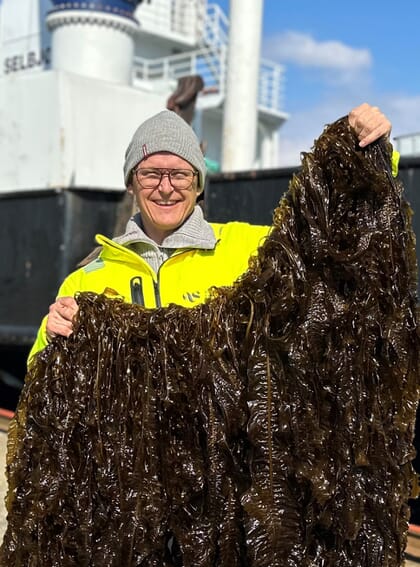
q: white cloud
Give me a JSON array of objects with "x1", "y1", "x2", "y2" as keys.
[
  {"x1": 264, "y1": 31, "x2": 372, "y2": 72},
  {"x1": 277, "y1": 94, "x2": 420, "y2": 167},
  {"x1": 262, "y1": 31, "x2": 420, "y2": 166}
]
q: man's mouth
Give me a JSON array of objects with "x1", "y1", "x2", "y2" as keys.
[{"x1": 154, "y1": 201, "x2": 180, "y2": 207}]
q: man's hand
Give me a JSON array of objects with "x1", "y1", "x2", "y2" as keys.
[
  {"x1": 46, "y1": 296, "x2": 78, "y2": 339},
  {"x1": 348, "y1": 102, "x2": 391, "y2": 148}
]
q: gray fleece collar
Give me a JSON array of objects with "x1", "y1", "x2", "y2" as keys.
[{"x1": 114, "y1": 206, "x2": 217, "y2": 250}]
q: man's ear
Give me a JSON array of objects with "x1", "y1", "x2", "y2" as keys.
[
  {"x1": 195, "y1": 178, "x2": 205, "y2": 197},
  {"x1": 127, "y1": 184, "x2": 134, "y2": 195}
]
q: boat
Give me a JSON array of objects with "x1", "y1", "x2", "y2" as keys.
[{"x1": 0, "y1": 0, "x2": 288, "y2": 194}]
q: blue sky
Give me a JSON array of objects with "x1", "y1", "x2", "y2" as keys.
[{"x1": 214, "y1": 0, "x2": 420, "y2": 166}]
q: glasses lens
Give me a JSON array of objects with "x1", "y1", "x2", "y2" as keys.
[
  {"x1": 136, "y1": 169, "x2": 161, "y2": 189},
  {"x1": 169, "y1": 170, "x2": 195, "y2": 190},
  {"x1": 136, "y1": 169, "x2": 195, "y2": 190}
]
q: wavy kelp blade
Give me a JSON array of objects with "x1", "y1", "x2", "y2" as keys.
[{"x1": 1, "y1": 118, "x2": 419, "y2": 566}]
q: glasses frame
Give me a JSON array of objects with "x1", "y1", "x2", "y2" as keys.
[{"x1": 133, "y1": 167, "x2": 198, "y2": 191}]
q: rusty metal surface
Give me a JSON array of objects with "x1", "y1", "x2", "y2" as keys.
[{"x1": 0, "y1": 429, "x2": 7, "y2": 542}]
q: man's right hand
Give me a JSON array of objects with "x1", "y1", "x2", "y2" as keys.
[{"x1": 46, "y1": 296, "x2": 78, "y2": 339}]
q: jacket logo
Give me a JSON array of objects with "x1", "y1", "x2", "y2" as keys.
[{"x1": 183, "y1": 291, "x2": 201, "y2": 303}]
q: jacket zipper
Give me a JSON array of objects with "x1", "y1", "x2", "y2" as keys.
[
  {"x1": 153, "y1": 280, "x2": 161, "y2": 307},
  {"x1": 131, "y1": 275, "x2": 160, "y2": 307},
  {"x1": 130, "y1": 276, "x2": 144, "y2": 306},
  {"x1": 131, "y1": 249, "x2": 194, "y2": 309}
]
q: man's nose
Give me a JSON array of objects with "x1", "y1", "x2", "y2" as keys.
[{"x1": 158, "y1": 173, "x2": 174, "y2": 192}]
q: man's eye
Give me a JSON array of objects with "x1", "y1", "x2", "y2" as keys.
[
  {"x1": 172, "y1": 171, "x2": 188, "y2": 179},
  {"x1": 143, "y1": 171, "x2": 160, "y2": 178}
]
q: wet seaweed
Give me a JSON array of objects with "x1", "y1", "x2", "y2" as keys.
[{"x1": 1, "y1": 117, "x2": 419, "y2": 566}]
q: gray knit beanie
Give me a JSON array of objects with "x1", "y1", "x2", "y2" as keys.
[{"x1": 124, "y1": 110, "x2": 206, "y2": 189}]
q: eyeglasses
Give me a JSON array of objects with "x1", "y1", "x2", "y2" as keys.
[{"x1": 133, "y1": 168, "x2": 198, "y2": 190}]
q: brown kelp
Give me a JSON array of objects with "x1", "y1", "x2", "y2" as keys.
[{"x1": 1, "y1": 118, "x2": 419, "y2": 566}]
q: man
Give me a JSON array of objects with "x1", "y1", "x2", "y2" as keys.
[{"x1": 28, "y1": 102, "x2": 394, "y2": 359}]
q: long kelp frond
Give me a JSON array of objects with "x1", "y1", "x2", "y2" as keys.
[{"x1": 1, "y1": 118, "x2": 419, "y2": 566}]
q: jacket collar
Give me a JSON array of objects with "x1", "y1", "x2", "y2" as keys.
[{"x1": 114, "y1": 206, "x2": 217, "y2": 251}]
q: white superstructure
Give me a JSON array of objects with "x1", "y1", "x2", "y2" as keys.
[
  {"x1": 0, "y1": 0, "x2": 288, "y2": 194},
  {"x1": 393, "y1": 133, "x2": 420, "y2": 157}
]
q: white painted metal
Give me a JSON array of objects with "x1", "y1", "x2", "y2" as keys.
[
  {"x1": 0, "y1": 0, "x2": 53, "y2": 78},
  {"x1": 393, "y1": 133, "x2": 420, "y2": 157},
  {"x1": 259, "y1": 122, "x2": 279, "y2": 169},
  {"x1": 0, "y1": 70, "x2": 167, "y2": 192},
  {"x1": 47, "y1": 10, "x2": 139, "y2": 85},
  {"x1": 135, "y1": 0, "x2": 206, "y2": 46},
  {"x1": 133, "y1": 49, "x2": 285, "y2": 116},
  {"x1": 221, "y1": 0, "x2": 264, "y2": 171}
]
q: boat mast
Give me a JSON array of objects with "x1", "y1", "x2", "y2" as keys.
[{"x1": 221, "y1": 0, "x2": 264, "y2": 171}]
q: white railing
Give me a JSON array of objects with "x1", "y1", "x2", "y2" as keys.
[
  {"x1": 132, "y1": 2, "x2": 285, "y2": 115},
  {"x1": 258, "y1": 59, "x2": 286, "y2": 114},
  {"x1": 202, "y1": 3, "x2": 229, "y2": 50},
  {"x1": 196, "y1": 2, "x2": 228, "y2": 91},
  {"x1": 136, "y1": 0, "x2": 207, "y2": 44},
  {"x1": 133, "y1": 46, "x2": 225, "y2": 90}
]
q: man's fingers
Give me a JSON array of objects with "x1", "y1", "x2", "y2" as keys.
[
  {"x1": 49, "y1": 298, "x2": 78, "y2": 322},
  {"x1": 348, "y1": 103, "x2": 391, "y2": 148},
  {"x1": 358, "y1": 126, "x2": 388, "y2": 148},
  {"x1": 47, "y1": 311, "x2": 74, "y2": 336},
  {"x1": 46, "y1": 297, "x2": 78, "y2": 339}
]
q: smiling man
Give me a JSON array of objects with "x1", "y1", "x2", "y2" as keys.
[
  {"x1": 128, "y1": 153, "x2": 200, "y2": 244},
  {"x1": 124, "y1": 110, "x2": 207, "y2": 245},
  {"x1": 28, "y1": 105, "x2": 393, "y2": 359}
]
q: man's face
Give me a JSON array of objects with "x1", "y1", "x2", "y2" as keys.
[{"x1": 128, "y1": 152, "x2": 201, "y2": 244}]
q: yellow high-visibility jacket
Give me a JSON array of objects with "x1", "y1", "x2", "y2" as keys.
[{"x1": 29, "y1": 221, "x2": 270, "y2": 360}]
